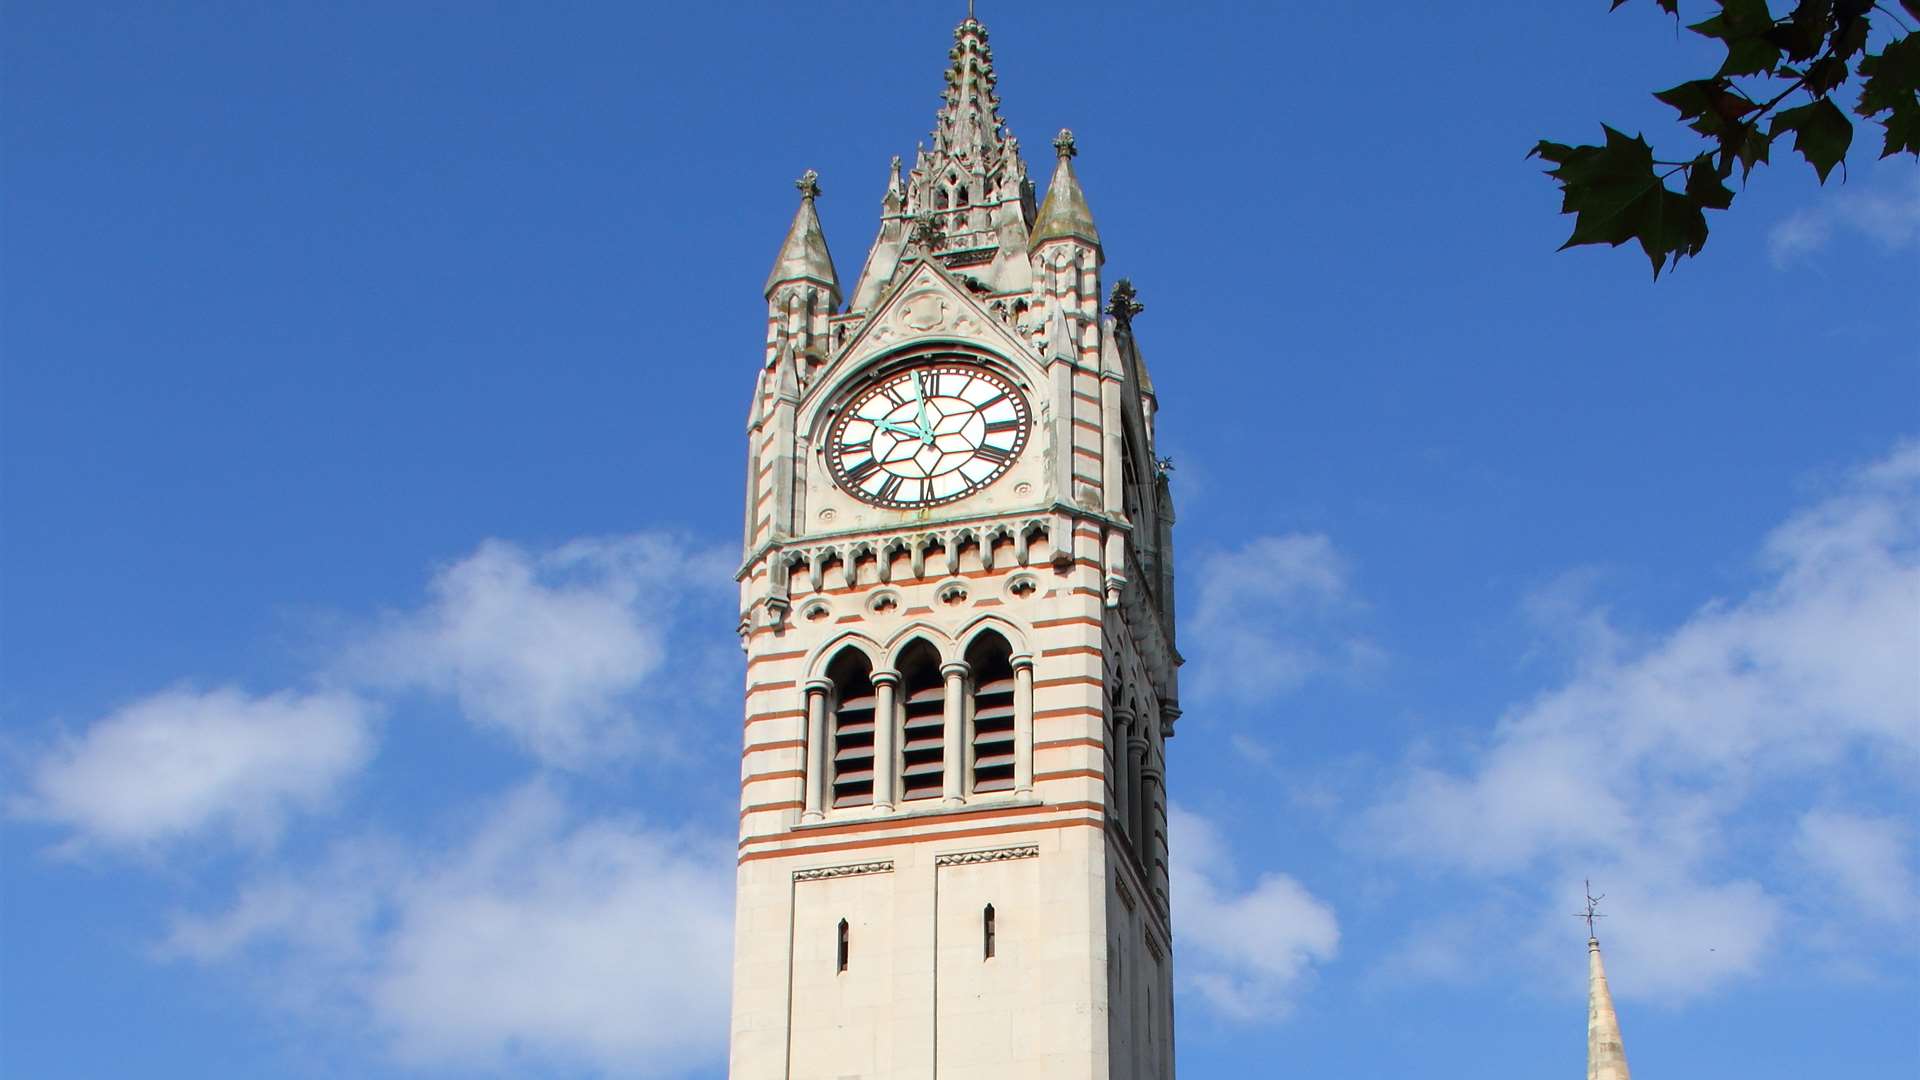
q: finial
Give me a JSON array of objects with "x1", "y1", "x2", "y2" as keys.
[
  {"x1": 1053, "y1": 128, "x2": 1078, "y2": 159},
  {"x1": 1575, "y1": 880, "x2": 1607, "y2": 940},
  {"x1": 1106, "y1": 278, "x2": 1143, "y2": 322},
  {"x1": 795, "y1": 169, "x2": 822, "y2": 201}
]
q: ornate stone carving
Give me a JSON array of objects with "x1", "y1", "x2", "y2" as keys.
[
  {"x1": 935, "y1": 844, "x2": 1039, "y2": 867},
  {"x1": 902, "y1": 291, "x2": 949, "y2": 331},
  {"x1": 794, "y1": 860, "x2": 894, "y2": 882}
]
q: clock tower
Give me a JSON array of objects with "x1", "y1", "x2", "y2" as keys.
[{"x1": 730, "y1": 14, "x2": 1179, "y2": 1079}]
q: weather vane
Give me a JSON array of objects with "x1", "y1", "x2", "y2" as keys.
[{"x1": 1574, "y1": 880, "x2": 1607, "y2": 938}]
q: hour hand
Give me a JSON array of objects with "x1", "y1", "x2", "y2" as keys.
[{"x1": 874, "y1": 419, "x2": 924, "y2": 438}]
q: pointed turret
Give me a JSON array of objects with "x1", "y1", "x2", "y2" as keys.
[
  {"x1": 1587, "y1": 937, "x2": 1632, "y2": 1080},
  {"x1": 765, "y1": 170, "x2": 841, "y2": 306},
  {"x1": 1032, "y1": 129, "x2": 1100, "y2": 250}
]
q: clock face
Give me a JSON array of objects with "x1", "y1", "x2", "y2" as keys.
[{"x1": 827, "y1": 362, "x2": 1031, "y2": 509}]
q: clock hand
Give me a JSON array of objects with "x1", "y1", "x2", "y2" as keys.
[
  {"x1": 873, "y1": 420, "x2": 923, "y2": 438},
  {"x1": 910, "y1": 373, "x2": 933, "y2": 445}
]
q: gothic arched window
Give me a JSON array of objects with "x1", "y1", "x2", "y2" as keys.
[
  {"x1": 967, "y1": 631, "x2": 1016, "y2": 793},
  {"x1": 827, "y1": 649, "x2": 876, "y2": 808},
  {"x1": 897, "y1": 639, "x2": 945, "y2": 802}
]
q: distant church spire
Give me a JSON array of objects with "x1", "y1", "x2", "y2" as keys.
[{"x1": 1580, "y1": 885, "x2": 1631, "y2": 1080}]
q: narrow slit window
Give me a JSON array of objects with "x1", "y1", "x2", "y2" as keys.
[
  {"x1": 836, "y1": 918, "x2": 849, "y2": 974},
  {"x1": 983, "y1": 903, "x2": 996, "y2": 960}
]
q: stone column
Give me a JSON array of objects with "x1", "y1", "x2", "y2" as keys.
[
  {"x1": 802, "y1": 679, "x2": 831, "y2": 823},
  {"x1": 1142, "y1": 763, "x2": 1168, "y2": 909},
  {"x1": 1121, "y1": 726, "x2": 1136, "y2": 853},
  {"x1": 1111, "y1": 706, "x2": 1134, "y2": 831},
  {"x1": 941, "y1": 661, "x2": 970, "y2": 806},
  {"x1": 1012, "y1": 654, "x2": 1035, "y2": 796},
  {"x1": 871, "y1": 671, "x2": 899, "y2": 812}
]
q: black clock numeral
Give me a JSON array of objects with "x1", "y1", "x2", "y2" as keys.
[
  {"x1": 973, "y1": 444, "x2": 1012, "y2": 465},
  {"x1": 974, "y1": 392, "x2": 1006, "y2": 410},
  {"x1": 843, "y1": 456, "x2": 882, "y2": 484},
  {"x1": 880, "y1": 384, "x2": 908, "y2": 407},
  {"x1": 984, "y1": 419, "x2": 1020, "y2": 434},
  {"x1": 874, "y1": 474, "x2": 905, "y2": 502}
]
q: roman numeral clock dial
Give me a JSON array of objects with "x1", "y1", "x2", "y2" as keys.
[{"x1": 827, "y1": 362, "x2": 1032, "y2": 509}]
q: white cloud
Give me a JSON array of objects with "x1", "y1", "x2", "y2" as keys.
[
  {"x1": 13, "y1": 686, "x2": 374, "y2": 852},
  {"x1": 1186, "y1": 533, "x2": 1380, "y2": 702},
  {"x1": 1768, "y1": 165, "x2": 1920, "y2": 268},
  {"x1": 165, "y1": 782, "x2": 734, "y2": 1077},
  {"x1": 1365, "y1": 440, "x2": 1920, "y2": 999},
  {"x1": 1794, "y1": 809, "x2": 1918, "y2": 923},
  {"x1": 349, "y1": 533, "x2": 733, "y2": 768},
  {"x1": 1170, "y1": 804, "x2": 1339, "y2": 1020}
]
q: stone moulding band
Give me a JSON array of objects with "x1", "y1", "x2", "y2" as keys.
[
  {"x1": 934, "y1": 844, "x2": 1040, "y2": 867},
  {"x1": 793, "y1": 860, "x2": 894, "y2": 881}
]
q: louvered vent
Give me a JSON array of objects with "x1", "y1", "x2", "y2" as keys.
[
  {"x1": 828, "y1": 650, "x2": 876, "y2": 809},
  {"x1": 968, "y1": 632, "x2": 1016, "y2": 793},
  {"x1": 898, "y1": 642, "x2": 945, "y2": 802}
]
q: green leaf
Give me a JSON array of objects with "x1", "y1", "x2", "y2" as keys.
[
  {"x1": 1879, "y1": 100, "x2": 1920, "y2": 157},
  {"x1": 1655, "y1": 79, "x2": 1719, "y2": 121},
  {"x1": 1772, "y1": 98, "x2": 1855, "y2": 180},
  {"x1": 1639, "y1": 187, "x2": 1709, "y2": 278},
  {"x1": 1532, "y1": 126, "x2": 1708, "y2": 277},
  {"x1": 1828, "y1": 14, "x2": 1868, "y2": 60},
  {"x1": 1688, "y1": 0, "x2": 1782, "y2": 41},
  {"x1": 1733, "y1": 122, "x2": 1773, "y2": 177},
  {"x1": 1776, "y1": 0, "x2": 1831, "y2": 62},
  {"x1": 1720, "y1": 35, "x2": 1784, "y2": 76},
  {"x1": 1856, "y1": 36, "x2": 1920, "y2": 113},
  {"x1": 1805, "y1": 55, "x2": 1849, "y2": 96},
  {"x1": 1686, "y1": 155, "x2": 1738, "y2": 208},
  {"x1": 1858, "y1": 38, "x2": 1920, "y2": 157}
]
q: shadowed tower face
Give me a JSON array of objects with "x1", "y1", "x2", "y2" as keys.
[{"x1": 728, "y1": 13, "x2": 1180, "y2": 1080}]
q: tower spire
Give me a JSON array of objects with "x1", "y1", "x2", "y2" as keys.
[
  {"x1": 1031, "y1": 128, "x2": 1101, "y2": 249},
  {"x1": 933, "y1": 11, "x2": 1004, "y2": 156},
  {"x1": 848, "y1": 10, "x2": 1036, "y2": 306},
  {"x1": 1580, "y1": 884, "x2": 1631, "y2": 1080},
  {"x1": 765, "y1": 169, "x2": 841, "y2": 307}
]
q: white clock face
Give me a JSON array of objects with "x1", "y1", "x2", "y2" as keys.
[{"x1": 827, "y1": 361, "x2": 1031, "y2": 509}]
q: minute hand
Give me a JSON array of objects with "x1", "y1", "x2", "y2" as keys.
[{"x1": 910, "y1": 374, "x2": 934, "y2": 445}]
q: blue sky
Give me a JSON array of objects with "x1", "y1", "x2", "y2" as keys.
[{"x1": 4, "y1": 2, "x2": 1916, "y2": 1077}]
